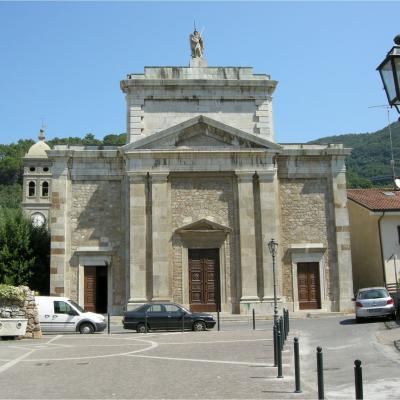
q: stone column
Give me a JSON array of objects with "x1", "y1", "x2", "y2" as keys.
[
  {"x1": 258, "y1": 170, "x2": 280, "y2": 301},
  {"x1": 128, "y1": 173, "x2": 148, "y2": 304},
  {"x1": 331, "y1": 159, "x2": 354, "y2": 312},
  {"x1": 236, "y1": 171, "x2": 259, "y2": 304},
  {"x1": 151, "y1": 172, "x2": 171, "y2": 301}
]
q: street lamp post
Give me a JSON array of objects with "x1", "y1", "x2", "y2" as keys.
[
  {"x1": 377, "y1": 35, "x2": 400, "y2": 114},
  {"x1": 268, "y1": 238, "x2": 279, "y2": 325}
]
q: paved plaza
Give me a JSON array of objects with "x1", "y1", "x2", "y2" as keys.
[
  {"x1": 0, "y1": 328, "x2": 314, "y2": 399},
  {"x1": 1, "y1": 316, "x2": 400, "y2": 399}
]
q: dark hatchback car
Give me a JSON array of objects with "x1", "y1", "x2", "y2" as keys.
[{"x1": 122, "y1": 303, "x2": 216, "y2": 333}]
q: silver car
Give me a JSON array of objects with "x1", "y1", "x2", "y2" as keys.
[{"x1": 353, "y1": 287, "x2": 396, "y2": 323}]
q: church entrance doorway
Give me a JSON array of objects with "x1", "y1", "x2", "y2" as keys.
[
  {"x1": 84, "y1": 266, "x2": 108, "y2": 313},
  {"x1": 297, "y1": 262, "x2": 321, "y2": 310},
  {"x1": 188, "y1": 249, "x2": 220, "y2": 312}
]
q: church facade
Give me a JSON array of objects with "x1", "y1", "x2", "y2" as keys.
[{"x1": 23, "y1": 51, "x2": 354, "y2": 315}]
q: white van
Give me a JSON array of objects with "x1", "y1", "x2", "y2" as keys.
[{"x1": 35, "y1": 296, "x2": 107, "y2": 334}]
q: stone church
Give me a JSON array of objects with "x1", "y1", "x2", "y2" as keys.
[{"x1": 23, "y1": 33, "x2": 354, "y2": 315}]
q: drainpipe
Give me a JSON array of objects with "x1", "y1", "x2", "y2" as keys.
[{"x1": 378, "y1": 211, "x2": 387, "y2": 286}]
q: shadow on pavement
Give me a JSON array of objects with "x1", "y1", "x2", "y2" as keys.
[
  {"x1": 340, "y1": 317, "x2": 393, "y2": 326},
  {"x1": 339, "y1": 318, "x2": 357, "y2": 325}
]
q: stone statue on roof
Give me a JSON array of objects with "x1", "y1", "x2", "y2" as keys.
[{"x1": 190, "y1": 29, "x2": 204, "y2": 59}]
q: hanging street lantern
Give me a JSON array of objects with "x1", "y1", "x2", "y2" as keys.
[{"x1": 377, "y1": 35, "x2": 400, "y2": 113}]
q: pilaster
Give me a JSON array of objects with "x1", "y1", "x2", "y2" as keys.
[
  {"x1": 258, "y1": 170, "x2": 280, "y2": 301},
  {"x1": 49, "y1": 157, "x2": 70, "y2": 297},
  {"x1": 128, "y1": 173, "x2": 148, "y2": 304},
  {"x1": 331, "y1": 158, "x2": 354, "y2": 312},
  {"x1": 236, "y1": 171, "x2": 259, "y2": 306},
  {"x1": 151, "y1": 172, "x2": 172, "y2": 301}
]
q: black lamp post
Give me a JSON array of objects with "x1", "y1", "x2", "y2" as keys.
[
  {"x1": 268, "y1": 238, "x2": 279, "y2": 325},
  {"x1": 377, "y1": 35, "x2": 400, "y2": 114}
]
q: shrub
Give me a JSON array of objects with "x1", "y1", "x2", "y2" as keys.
[{"x1": 0, "y1": 284, "x2": 26, "y2": 304}]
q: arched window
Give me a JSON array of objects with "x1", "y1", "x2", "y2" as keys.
[
  {"x1": 28, "y1": 181, "x2": 36, "y2": 197},
  {"x1": 42, "y1": 181, "x2": 49, "y2": 197}
]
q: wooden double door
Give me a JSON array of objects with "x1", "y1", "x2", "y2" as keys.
[
  {"x1": 189, "y1": 249, "x2": 220, "y2": 312},
  {"x1": 84, "y1": 266, "x2": 108, "y2": 313},
  {"x1": 297, "y1": 262, "x2": 321, "y2": 310}
]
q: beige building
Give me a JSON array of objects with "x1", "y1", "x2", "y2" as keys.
[
  {"x1": 23, "y1": 47, "x2": 354, "y2": 315},
  {"x1": 348, "y1": 189, "x2": 400, "y2": 292}
]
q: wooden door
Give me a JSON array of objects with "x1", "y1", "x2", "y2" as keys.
[
  {"x1": 297, "y1": 262, "x2": 321, "y2": 310},
  {"x1": 189, "y1": 249, "x2": 220, "y2": 312},
  {"x1": 84, "y1": 266, "x2": 97, "y2": 312}
]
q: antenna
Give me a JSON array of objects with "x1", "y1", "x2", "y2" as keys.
[{"x1": 41, "y1": 117, "x2": 47, "y2": 132}]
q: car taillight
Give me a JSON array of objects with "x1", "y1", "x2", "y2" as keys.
[
  {"x1": 387, "y1": 298, "x2": 394, "y2": 305},
  {"x1": 356, "y1": 302, "x2": 363, "y2": 307}
]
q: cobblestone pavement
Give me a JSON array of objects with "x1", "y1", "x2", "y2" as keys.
[{"x1": 0, "y1": 329, "x2": 314, "y2": 399}]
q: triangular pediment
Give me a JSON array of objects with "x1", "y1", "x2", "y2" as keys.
[
  {"x1": 175, "y1": 218, "x2": 232, "y2": 233},
  {"x1": 122, "y1": 115, "x2": 282, "y2": 151}
]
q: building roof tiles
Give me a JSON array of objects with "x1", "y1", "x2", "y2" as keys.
[{"x1": 347, "y1": 188, "x2": 400, "y2": 211}]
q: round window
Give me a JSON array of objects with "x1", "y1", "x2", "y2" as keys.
[
  {"x1": 29, "y1": 167, "x2": 36, "y2": 172},
  {"x1": 43, "y1": 167, "x2": 49, "y2": 172}
]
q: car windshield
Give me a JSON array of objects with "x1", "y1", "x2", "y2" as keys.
[
  {"x1": 69, "y1": 300, "x2": 85, "y2": 313},
  {"x1": 179, "y1": 305, "x2": 192, "y2": 314},
  {"x1": 358, "y1": 289, "x2": 388, "y2": 300}
]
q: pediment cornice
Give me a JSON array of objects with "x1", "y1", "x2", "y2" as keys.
[{"x1": 121, "y1": 115, "x2": 282, "y2": 153}]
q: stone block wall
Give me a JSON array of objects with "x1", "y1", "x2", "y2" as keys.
[
  {"x1": 0, "y1": 287, "x2": 42, "y2": 339},
  {"x1": 279, "y1": 178, "x2": 333, "y2": 301},
  {"x1": 170, "y1": 175, "x2": 236, "y2": 304},
  {"x1": 171, "y1": 175, "x2": 235, "y2": 229},
  {"x1": 70, "y1": 180, "x2": 124, "y2": 306}
]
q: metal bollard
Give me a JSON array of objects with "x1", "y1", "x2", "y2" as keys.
[
  {"x1": 354, "y1": 360, "x2": 363, "y2": 399},
  {"x1": 283, "y1": 310, "x2": 288, "y2": 340},
  {"x1": 282, "y1": 309, "x2": 286, "y2": 338},
  {"x1": 145, "y1": 313, "x2": 148, "y2": 334},
  {"x1": 182, "y1": 312, "x2": 185, "y2": 333},
  {"x1": 252, "y1": 309, "x2": 255, "y2": 330},
  {"x1": 217, "y1": 310, "x2": 220, "y2": 331},
  {"x1": 107, "y1": 313, "x2": 110, "y2": 334},
  {"x1": 317, "y1": 347, "x2": 324, "y2": 399},
  {"x1": 280, "y1": 317, "x2": 284, "y2": 349},
  {"x1": 273, "y1": 323, "x2": 278, "y2": 367},
  {"x1": 285, "y1": 310, "x2": 289, "y2": 339},
  {"x1": 294, "y1": 337, "x2": 301, "y2": 393},
  {"x1": 277, "y1": 326, "x2": 283, "y2": 378}
]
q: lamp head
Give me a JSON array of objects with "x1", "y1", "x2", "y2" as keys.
[{"x1": 268, "y1": 238, "x2": 278, "y2": 256}]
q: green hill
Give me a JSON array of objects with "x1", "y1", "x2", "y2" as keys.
[{"x1": 310, "y1": 122, "x2": 400, "y2": 188}]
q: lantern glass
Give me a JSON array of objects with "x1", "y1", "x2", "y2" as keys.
[
  {"x1": 379, "y1": 58, "x2": 397, "y2": 104},
  {"x1": 268, "y1": 239, "x2": 278, "y2": 257},
  {"x1": 395, "y1": 57, "x2": 400, "y2": 103}
]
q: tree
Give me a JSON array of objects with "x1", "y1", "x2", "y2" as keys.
[
  {"x1": 0, "y1": 208, "x2": 50, "y2": 291},
  {"x1": 0, "y1": 184, "x2": 22, "y2": 208},
  {"x1": 0, "y1": 208, "x2": 34, "y2": 285},
  {"x1": 103, "y1": 133, "x2": 126, "y2": 145}
]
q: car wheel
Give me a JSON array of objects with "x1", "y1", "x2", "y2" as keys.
[
  {"x1": 136, "y1": 323, "x2": 148, "y2": 333},
  {"x1": 193, "y1": 321, "x2": 206, "y2": 331},
  {"x1": 390, "y1": 312, "x2": 396, "y2": 321},
  {"x1": 79, "y1": 322, "x2": 94, "y2": 334},
  {"x1": 356, "y1": 317, "x2": 363, "y2": 324}
]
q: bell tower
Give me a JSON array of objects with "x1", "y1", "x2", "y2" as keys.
[{"x1": 22, "y1": 129, "x2": 52, "y2": 228}]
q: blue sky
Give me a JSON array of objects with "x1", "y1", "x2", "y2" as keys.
[{"x1": 0, "y1": 1, "x2": 399, "y2": 145}]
